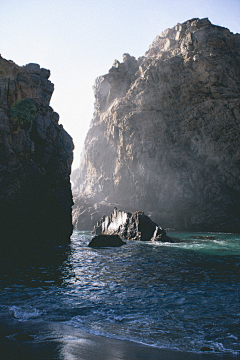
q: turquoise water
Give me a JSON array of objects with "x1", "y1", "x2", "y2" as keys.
[{"x1": 0, "y1": 231, "x2": 239, "y2": 357}]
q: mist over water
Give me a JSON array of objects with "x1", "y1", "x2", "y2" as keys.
[{"x1": 0, "y1": 231, "x2": 239, "y2": 357}]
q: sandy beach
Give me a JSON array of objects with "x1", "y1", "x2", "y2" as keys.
[{"x1": 0, "y1": 319, "x2": 235, "y2": 360}]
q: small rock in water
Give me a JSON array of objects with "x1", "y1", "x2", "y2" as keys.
[
  {"x1": 200, "y1": 346, "x2": 213, "y2": 352},
  {"x1": 13, "y1": 333, "x2": 34, "y2": 341},
  {"x1": 88, "y1": 234, "x2": 126, "y2": 248},
  {"x1": 191, "y1": 235, "x2": 216, "y2": 240}
]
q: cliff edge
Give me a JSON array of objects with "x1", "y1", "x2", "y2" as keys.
[
  {"x1": 0, "y1": 56, "x2": 74, "y2": 248},
  {"x1": 73, "y1": 18, "x2": 240, "y2": 232}
]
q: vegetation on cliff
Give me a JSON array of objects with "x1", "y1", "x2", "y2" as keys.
[{"x1": 0, "y1": 57, "x2": 74, "y2": 248}]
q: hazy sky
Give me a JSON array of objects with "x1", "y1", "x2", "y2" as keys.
[{"x1": 1, "y1": 0, "x2": 240, "y2": 169}]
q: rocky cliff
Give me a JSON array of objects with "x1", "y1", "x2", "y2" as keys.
[
  {"x1": 73, "y1": 18, "x2": 240, "y2": 232},
  {"x1": 0, "y1": 56, "x2": 74, "y2": 248}
]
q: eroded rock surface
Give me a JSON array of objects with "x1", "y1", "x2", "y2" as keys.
[
  {"x1": 0, "y1": 56, "x2": 74, "y2": 248},
  {"x1": 73, "y1": 18, "x2": 240, "y2": 232},
  {"x1": 93, "y1": 208, "x2": 172, "y2": 242}
]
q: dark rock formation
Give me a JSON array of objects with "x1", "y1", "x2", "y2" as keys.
[
  {"x1": 88, "y1": 234, "x2": 126, "y2": 247},
  {"x1": 73, "y1": 18, "x2": 240, "y2": 233},
  {"x1": 0, "y1": 56, "x2": 74, "y2": 249},
  {"x1": 93, "y1": 208, "x2": 173, "y2": 242}
]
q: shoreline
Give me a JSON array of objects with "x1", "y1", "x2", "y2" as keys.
[{"x1": 0, "y1": 319, "x2": 237, "y2": 360}]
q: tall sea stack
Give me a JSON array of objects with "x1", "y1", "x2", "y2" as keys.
[
  {"x1": 0, "y1": 56, "x2": 74, "y2": 248},
  {"x1": 73, "y1": 18, "x2": 240, "y2": 232}
]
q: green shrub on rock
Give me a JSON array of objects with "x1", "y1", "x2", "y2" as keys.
[{"x1": 10, "y1": 99, "x2": 37, "y2": 127}]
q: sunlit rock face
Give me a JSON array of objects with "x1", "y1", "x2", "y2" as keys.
[
  {"x1": 0, "y1": 56, "x2": 74, "y2": 248},
  {"x1": 73, "y1": 18, "x2": 240, "y2": 232},
  {"x1": 93, "y1": 208, "x2": 172, "y2": 242}
]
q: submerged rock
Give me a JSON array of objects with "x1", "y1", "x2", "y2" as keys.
[
  {"x1": 93, "y1": 208, "x2": 173, "y2": 242},
  {"x1": 13, "y1": 333, "x2": 35, "y2": 341},
  {"x1": 200, "y1": 347, "x2": 213, "y2": 352},
  {"x1": 88, "y1": 234, "x2": 126, "y2": 247},
  {"x1": 73, "y1": 18, "x2": 240, "y2": 233},
  {"x1": 0, "y1": 56, "x2": 74, "y2": 249}
]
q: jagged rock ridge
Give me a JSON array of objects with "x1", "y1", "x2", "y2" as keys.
[
  {"x1": 73, "y1": 18, "x2": 240, "y2": 232},
  {"x1": 0, "y1": 56, "x2": 74, "y2": 248},
  {"x1": 93, "y1": 208, "x2": 172, "y2": 242}
]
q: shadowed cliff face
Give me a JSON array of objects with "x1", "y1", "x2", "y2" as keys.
[
  {"x1": 0, "y1": 56, "x2": 74, "y2": 248},
  {"x1": 73, "y1": 18, "x2": 240, "y2": 232}
]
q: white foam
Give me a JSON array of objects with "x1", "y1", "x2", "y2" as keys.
[{"x1": 9, "y1": 305, "x2": 42, "y2": 321}]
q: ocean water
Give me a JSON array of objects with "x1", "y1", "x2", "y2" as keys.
[{"x1": 0, "y1": 230, "x2": 239, "y2": 357}]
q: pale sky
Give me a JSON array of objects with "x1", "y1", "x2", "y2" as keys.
[{"x1": 1, "y1": 0, "x2": 240, "y2": 170}]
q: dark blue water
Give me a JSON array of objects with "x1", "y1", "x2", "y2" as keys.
[{"x1": 0, "y1": 231, "x2": 239, "y2": 357}]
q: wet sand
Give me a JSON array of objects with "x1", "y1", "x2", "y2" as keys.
[{"x1": 0, "y1": 319, "x2": 236, "y2": 360}]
